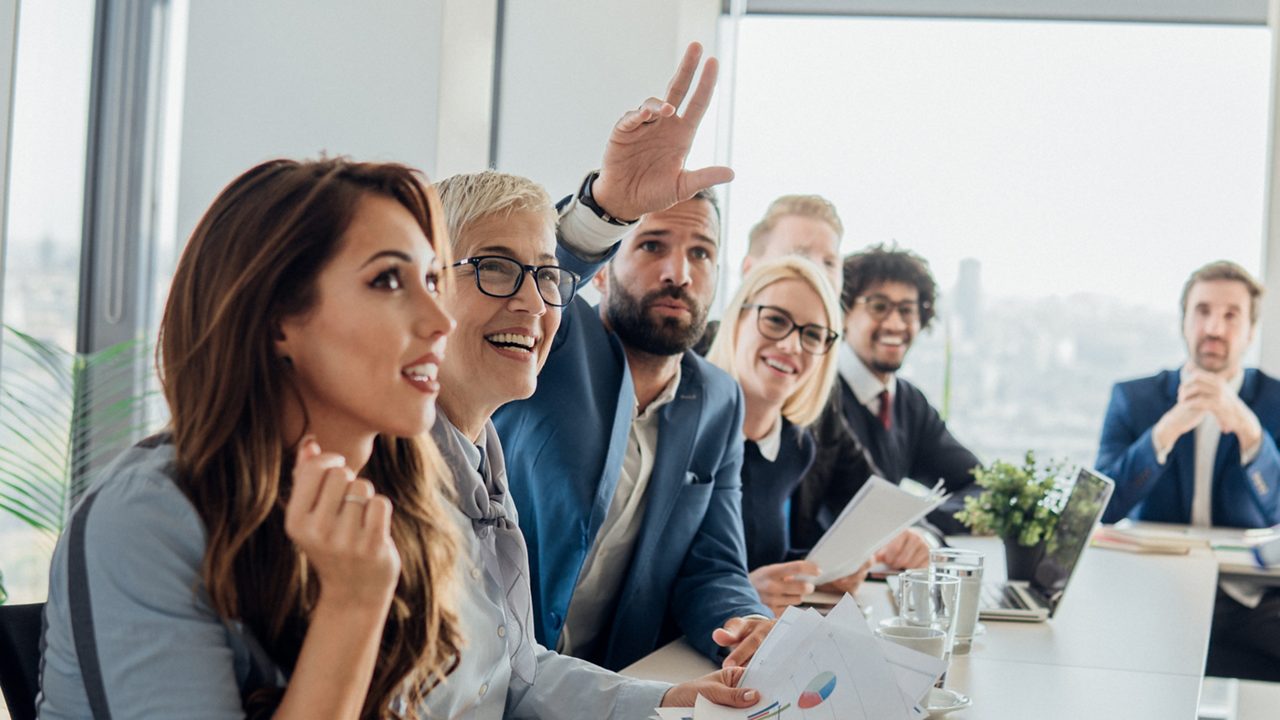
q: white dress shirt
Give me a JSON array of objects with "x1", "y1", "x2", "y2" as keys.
[
  {"x1": 1154, "y1": 369, "x2": 1263, "y2": 608},
  {"x1": 1153, "y1": 370, "x2": 1254, "y2": 527},
  {"x1": 837, "y1": 342, "x2": 896, "y2": 413},
  {"x1": 754, "y1": 417, "x2": 784, "y2": 462},
  {"x1": 559, "y1": 365, "x2": 682, "y2": 657}
]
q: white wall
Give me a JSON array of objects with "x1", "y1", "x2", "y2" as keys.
[
  {"x1": 496, "y1": 0, "x2": 722, "y2": 198},
  {"x1": 175, "y1": 0, "x2": 447, "y2": 243}
]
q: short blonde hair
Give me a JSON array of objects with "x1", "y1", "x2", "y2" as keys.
[
  {"x1": 746, "y1": 195, "x2": 843, "y2": 257},
  {"x1": 435, "y1": 170, "x2": 557, "y2": 251},
  {"x1": 707, "y1": 256, "x2": 842, "y2": 427}
]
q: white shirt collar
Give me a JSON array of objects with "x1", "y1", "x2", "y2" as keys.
[
  {"x1": 754, "y1": 418, "x2": 784, "y2": 462},
  {"x1": 838, "y1": 342, "x2": 896, "y2": 409},
  {"x1": 635, "y1": 362, "x2": 683, "y2": 422}
]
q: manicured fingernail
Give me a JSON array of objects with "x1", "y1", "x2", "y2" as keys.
[{"x1": 744, "y1": 690, "x2": 758, "y2": 702}]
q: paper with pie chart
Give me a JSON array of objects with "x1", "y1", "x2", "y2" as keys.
[{"x1": 688, "y1": 595, "x2": 945, "y2": 720}]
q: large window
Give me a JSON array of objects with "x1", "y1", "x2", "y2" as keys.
[
  {"x1": 0, "y1": 0, "x2": 97, "y2": 604},
  {"x1": 727, "y1": 16, "x2": 1269, "y2": 467}
]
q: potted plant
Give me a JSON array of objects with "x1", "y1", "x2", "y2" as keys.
[
  {"x1": 954, "y1": 451, "x2": 1069, "y2": 581},
  {"x1": 0, "y1": 325, "x2": 156, "y2": 603}
]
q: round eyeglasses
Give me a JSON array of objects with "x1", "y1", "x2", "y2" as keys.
[
  {"x1": 452, "y1": 256, "x2": 581, "y2": 308},
  {"x1": 746, "y1": 304, "x2": 839, "y2": 355},
  {"x1": 852, "y1": 294, "x2": 928, "y2": 323}
]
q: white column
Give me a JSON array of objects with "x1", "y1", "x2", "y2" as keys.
[
  {"x1": 0, "y1": 0, "x2": 19, "y2": 330},
  {"x1": 435, "y1": 0, "x2": 498, "y2": 180},
  {"x1": 1262, "y1": 0, "x2": 1280, "y2": 372}
]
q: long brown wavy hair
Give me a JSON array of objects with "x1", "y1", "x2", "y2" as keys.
[{"x1": 158, "y1": 158, "x2": 464, "y2": 718}]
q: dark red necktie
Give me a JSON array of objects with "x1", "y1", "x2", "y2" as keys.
[{"x1": 878, "y1": 390, "x2": 892, "y2": 430}]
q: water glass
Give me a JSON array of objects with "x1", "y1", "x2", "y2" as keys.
[
  {"x1": 897, "y1": 569, "x2": 962, "y2": 658},
  {"x1": 929, "y1": 548, "x2": 984, "y2": 654}
]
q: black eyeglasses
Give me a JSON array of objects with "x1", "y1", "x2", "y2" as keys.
[
  {"x1": 745, "y1": 304, "x2": 839, "y2": 355},
  {"x1": 451, "y1": 256, "x2": 581, "y2": 308},
  {"x1": 853, "y1": 294, "x2": 928, "y2": 323}
]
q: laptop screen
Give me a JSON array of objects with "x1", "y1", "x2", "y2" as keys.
[{"x1": 1030, "y1": 468, "x2": 1115, "y2": 614}]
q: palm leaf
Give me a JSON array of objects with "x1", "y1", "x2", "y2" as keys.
[{"x1": 0, "y1": 325, "x2": 161, "y2": 538}]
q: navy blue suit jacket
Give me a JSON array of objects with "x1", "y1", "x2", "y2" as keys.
[
  {"x1": 493, "y1": 245, "x2": 768, "y2": 672},
  {"x1": 1096, "y1": 368, "x2": 1280, "y2": 527}
]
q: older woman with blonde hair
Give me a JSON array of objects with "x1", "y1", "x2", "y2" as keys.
[{"x1": 708, "y1": 256, "x2": 878, "y2": 614}]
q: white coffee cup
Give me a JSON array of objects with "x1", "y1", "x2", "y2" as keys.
[{"x1": 874, "y1": 625, "x2": 947, "y2": 658}]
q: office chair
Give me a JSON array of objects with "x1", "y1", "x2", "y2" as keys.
[{"x1": 0, "y1": 602, "x2": 45, "y2": 720}]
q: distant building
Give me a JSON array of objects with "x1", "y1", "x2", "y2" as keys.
[{"x1": 954, "y1": 257, "x2": 983, "y2": 339}]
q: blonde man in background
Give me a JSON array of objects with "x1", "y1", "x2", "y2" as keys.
[{"x1": 742, "y1": 194, "x2": 844, "y2": 292}]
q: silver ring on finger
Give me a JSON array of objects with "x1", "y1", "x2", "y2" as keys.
[{"x1": 342, "y1": 494, "x2": 370, "y2": 505}]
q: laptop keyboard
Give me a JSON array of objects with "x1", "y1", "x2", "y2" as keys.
[{"x1": 982, "y1": 583, "x2": 1030, "y2": 610}]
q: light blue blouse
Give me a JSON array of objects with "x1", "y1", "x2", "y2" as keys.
[{"x1": 36, "y1": 435, "x2": 668, "y2": 719}]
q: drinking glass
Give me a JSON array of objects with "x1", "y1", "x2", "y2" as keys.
[
  {"x1": 897, "y1": 570, "x2": 962, "y2": 659},
  {"x1": 929, "y1": 548, "x2": 984, "y2": 654}
]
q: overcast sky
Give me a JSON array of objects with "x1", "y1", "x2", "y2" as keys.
[
  {"x1": 726, "y1": 16, "x2": 1269, "y2": 310},
  {"x1": 5, "y1": 1, "x2": 94, "y2": 253}
]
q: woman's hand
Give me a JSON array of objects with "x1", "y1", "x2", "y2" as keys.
[
  {"x1": 274, "y1": 438, "x2": 403, "y2": 720},
  {"x1": 661, "y1": 667, "x2": 759, "y2": 708},
  {"x1": 817, "y1": 558, "x2": 873, "y2": 596},
  {"x1": 284, "y1": 437, "x2": 401, "y2": 610},
  {"x1": 748, "y1": 560, "x2": 820, "y2": 615}
]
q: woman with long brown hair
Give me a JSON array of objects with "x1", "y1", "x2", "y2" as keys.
[{"x1": 38, "y1": 158, "x2": 465, "y2": 718}]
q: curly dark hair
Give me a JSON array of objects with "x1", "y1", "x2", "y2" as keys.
[{"x1": 840, "y1": 243, "x2": 938, "y2": 329}]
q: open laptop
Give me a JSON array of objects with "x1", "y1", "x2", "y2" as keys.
[{"x1": 978, "y1": 467, "x2": 1115, "y2": 622}]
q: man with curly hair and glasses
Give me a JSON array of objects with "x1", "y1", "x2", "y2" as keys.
[{"x1": 791, "y1": 244, "x2": 981, "y2": 565}]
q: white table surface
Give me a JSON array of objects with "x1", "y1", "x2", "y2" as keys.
[{"x1": 621, "y1": 536, "x2": 1221, "y2": 719}]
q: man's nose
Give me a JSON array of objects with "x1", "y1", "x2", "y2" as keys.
[
  {"x1": 660, "y1": 253, "x2": 692, "y2": 287},
  {"x1": 881, "y1": 307, "x2": 908, "y2": 330}
]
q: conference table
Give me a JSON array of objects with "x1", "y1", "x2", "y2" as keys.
[{"x1": 621, "y1": 535, "x2": 1228, "y2": 719}]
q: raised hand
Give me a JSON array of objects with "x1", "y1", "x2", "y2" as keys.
[
  {"x1": 284, "y1": 437, "x2": 401, "y2": 610},
  {"x1": 591, "y1": 42, "x2": 735, "y2": 222},
  {"x1": 748, "y1": 560, "x2": 819, "y2": 615}
]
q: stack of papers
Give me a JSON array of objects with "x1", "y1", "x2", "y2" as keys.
[
  {"x1": 654, "y1": 595, "x2": 947, "y2": 720},
  {"x1": 806, "y1": 477, "x2": 949, "y2": 584},
  {"x1": 1091, "y1": 525, "x2": 1208, "y2": 555}
]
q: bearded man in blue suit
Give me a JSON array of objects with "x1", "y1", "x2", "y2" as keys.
[
  {"x1": 1097, "y1": 260, "x2": 1280, "y2": 680},
  {"x1": 493, "y1": 45, "x2": 772, "y2": 673}
]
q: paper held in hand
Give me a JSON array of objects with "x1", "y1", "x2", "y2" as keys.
[{"x1": 805, "y1": 477, "x2": 948, "y2": 585}]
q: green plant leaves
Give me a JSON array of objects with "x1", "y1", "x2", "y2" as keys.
[
  {"x1": 0, "y1": 325, "x2": 159, "y2": 536},
  {"x1": 954, "y1": 450, "x2": 1069, "y2": 547}
]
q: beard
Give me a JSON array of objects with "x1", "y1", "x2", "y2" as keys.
[
  {"x1": 1193, "y1": 338, "x2": 1230, "y2": 372},
  {"x1": 870, "y1": 358, "x2": 904, "y2": 375},
  {"x1": 604, "y1": 271, "x2": 709, "y2": 357}
]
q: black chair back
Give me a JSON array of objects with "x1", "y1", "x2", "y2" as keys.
[{"x1": 0, "y1": 602, "x2": 44, "y2": 720}]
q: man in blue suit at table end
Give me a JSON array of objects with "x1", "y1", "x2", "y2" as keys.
[
  {"x1": 1096, "y1": 259, "x2": 1280, "y2": 681},
  {"x1": 493, "y1": 44, "x2": 773, "y2": 673}
]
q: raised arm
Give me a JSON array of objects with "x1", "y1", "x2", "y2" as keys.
[{"x1": 557, "y1": 41, "x2": 734, "y2": 271}]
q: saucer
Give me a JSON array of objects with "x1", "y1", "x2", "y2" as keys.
[{"x1": 923, "y1": 687, "x2": 971, "y2": 717}]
